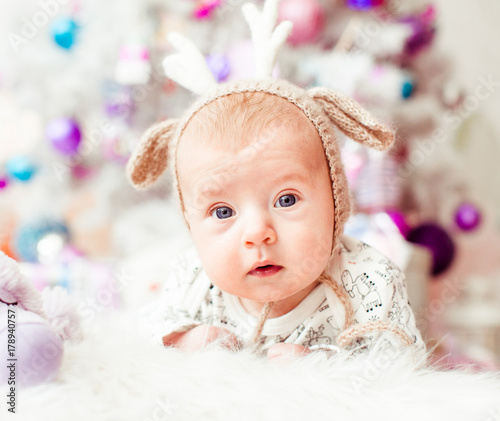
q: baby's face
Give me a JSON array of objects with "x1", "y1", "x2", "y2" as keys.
[{"x1": 177, "y1": 99, "x2": 334, "y2": 308}]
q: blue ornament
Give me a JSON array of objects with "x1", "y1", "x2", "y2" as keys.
[
  {"x1": 51, "y1": 17, "x2": 79, "y2": 50},
  {"x1": 401, "y1": 78, "x2": 414, "y2": 99},
  {"x1": 5, "y1": 155, "x2": 38, "y2": 182},
  {"x1": 13, "y1": 219, "x2": 70, "y2": 263}
]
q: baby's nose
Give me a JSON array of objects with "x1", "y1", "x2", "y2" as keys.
[{"x1": 241, "y1": 211, "x2": 277, "y2": 248}]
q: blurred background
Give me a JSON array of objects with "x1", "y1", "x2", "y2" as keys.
[{"x1": 0, "y1": 0, "x2": 499, "y2": 368}]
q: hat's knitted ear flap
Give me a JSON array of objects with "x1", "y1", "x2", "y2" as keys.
[
  {"x1": 308, "y1": 87, "x2": 395, "y2": 151},
  {"x1": 127, "y1": 119, "x2": 178, "y2": 189}
]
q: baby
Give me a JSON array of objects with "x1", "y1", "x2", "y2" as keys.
[{"x1": 127, "y1": 0, "x2": 425, "y2": 359}]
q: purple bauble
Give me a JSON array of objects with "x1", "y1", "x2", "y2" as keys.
[
  {"x1": 206, "y1": 54, "x2": 231, "y2": 83},
  {"x1": 0, "y1": 307, "x2": 63, "y2": 387},
  {"x1": 46, "y1": 118, "x2": 82, "y2": 156},
  {"x1": 455, "y1": 202, "x2": 482, "y2": 232},
  {"x1": 400, "y1": 6, "x2": 436, "y2": 56},
  {"x1": 407, "y1": 223, "x2": 455, "y2": 276},
  {"x1": 347, "y1": 0, "x2": 384, "y2": 10}
]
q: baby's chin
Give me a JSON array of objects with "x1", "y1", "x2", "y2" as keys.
[
  {"x1": 241, "y1": 291, "x2": 291, "y2": 303},
  {"x1": 210, "y1": 270, "x2": 321, "y2": 303},
  {"x1": 238, "y1": 283, "x2": 315, "y2": 304},
  {"x1": 217, "y1": 282, "x2": 294, "y2": 303}
]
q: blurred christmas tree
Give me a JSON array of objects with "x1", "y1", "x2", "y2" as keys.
[{"x1": 0, "y1": 0, "x2": 499, "y2": 365}]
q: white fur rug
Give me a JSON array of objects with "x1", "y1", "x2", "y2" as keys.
[{"x1": 4, "y1": 312, "x2": 500, "y2": 421}]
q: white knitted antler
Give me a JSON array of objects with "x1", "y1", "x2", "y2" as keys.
[
  {"x1": 242, "y1": 0, "x2": 293, "y2": 79},
  {"x1": 162, "y1": 32, "x2": 218, "y2": 95}
]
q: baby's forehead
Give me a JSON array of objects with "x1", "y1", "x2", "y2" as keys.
[
  {"x1": 182, "y1": 91, "x2": 318, "y2": 145},
  {"x1": 176, "y1": 91, "x2": 329, "y2": 189}
]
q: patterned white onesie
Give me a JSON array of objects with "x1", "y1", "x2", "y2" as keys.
[{"x1": 142, "y1": 235, "x2": 425, "y2": 354}]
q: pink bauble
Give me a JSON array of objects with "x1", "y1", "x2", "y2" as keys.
[
  {"x1": 0, "y1": 307, "x2": 63, "y2": 387},
  {"x1": 193, "y1": 0, "x2": 222, "y2": 20},
  {"x1": 278, "y1": 0, "x2": 324, "y2": 45},
  {"x1": 0, "y1": 176, "x2": 8, "y2": 190},
  {"x1": 386, "y1": 210, "x2": 411, "y2": 238}
]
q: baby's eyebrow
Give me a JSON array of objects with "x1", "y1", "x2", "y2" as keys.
[
  {"x1": 273, "y1": 171, "x2": 310, "y2": 186},
  {"x1": 191, "y1": 160, "x2": 235, "y2": 200},
  {"x1": 194, "y1": 172, "x2": 230, "y2": 200},
  {"x1": 197, "y1": 183, "x2": 225, "y2": 199}
]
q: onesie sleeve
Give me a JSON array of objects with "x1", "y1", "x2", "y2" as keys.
[
  {"x1": 138, "y1": 248, "x2": 211, "y2": 346},
  {"x1": 332, "y1": 236, "x2": 426, "y2": 354}
]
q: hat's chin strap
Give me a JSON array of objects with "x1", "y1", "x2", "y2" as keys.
[
  {"x1": 337, "y1": 321, "x2": 413, "y2": 348},
  {"x1": 251, "y1": 301, "x2": 275, "y2": 346},
  {"x1": 318, "y1": 272, "x2": 355, "y2": 329}
]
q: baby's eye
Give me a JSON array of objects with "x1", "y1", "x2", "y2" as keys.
[
  {"x1": 211, "y1": 206, "x2": 234, "y2": 219},
  {"x1": 275, "y1": 194, "x2": 298, "y2": 208}
]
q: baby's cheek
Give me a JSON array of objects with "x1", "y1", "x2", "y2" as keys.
[
  {"x1": 287, "y1": 228, "x2": 331, "y2": 279},
  {"x1": 199, "y1": 235, "x2": 241, "y2": 285},
  {"x1": 296, "y1": 222, "x2": 331, "y2": 258}
]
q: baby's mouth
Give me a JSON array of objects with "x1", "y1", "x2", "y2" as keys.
[{"x1": 248, "y1": 264, "x2": 283, "y2": 278}]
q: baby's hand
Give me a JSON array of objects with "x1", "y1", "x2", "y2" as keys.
[
  {"x1": 163, "y1": 324, "x2": 241, "y2": 352},
  {"x1": 267, "y1": 343, "x2": 311, "y2": 361}
]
